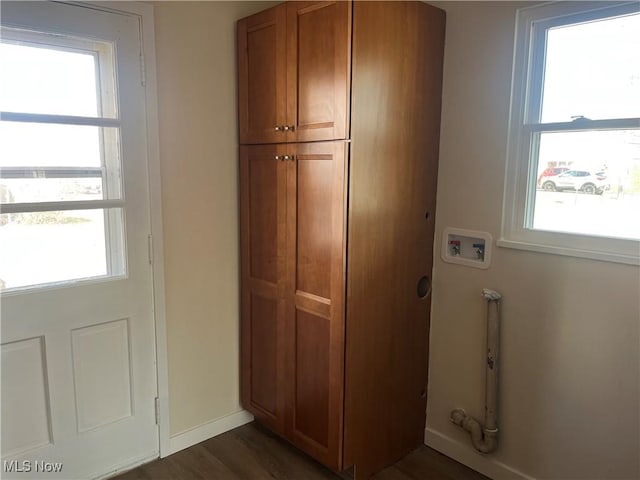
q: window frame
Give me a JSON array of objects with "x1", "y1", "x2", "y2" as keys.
[
  {"x1": 499, "y1": 1, "x2": 640, "y2": 265},
  {"x1": 0, "y1": 27, "x2": 127, "y2": 291}
]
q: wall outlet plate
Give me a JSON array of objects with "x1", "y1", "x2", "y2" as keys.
[{"x1": 442, "y1": 227, "x2": 492, "y2": 269}]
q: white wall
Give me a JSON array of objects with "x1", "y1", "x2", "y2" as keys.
[
  {"x1": 427, "y1": 2, "x2": 640, "y2": 479},
  {"x1": 153, "y1": 1, "x2": 274, "y2": 438}
]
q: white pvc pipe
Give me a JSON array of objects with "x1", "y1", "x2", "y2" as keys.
[{"x1": 450, "y1": 288, "x2": 502, "y2": 454}]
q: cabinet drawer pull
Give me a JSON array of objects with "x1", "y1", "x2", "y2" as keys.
[
  {"x1": 274, "y1": 155, "x2": 283, "y2": 161},
  {"x1": 282, "y1": 125, "x2": 295, "y2": 132},
  {"x1": 275, "y1": 125, "x2": 283, "y2": 132}
]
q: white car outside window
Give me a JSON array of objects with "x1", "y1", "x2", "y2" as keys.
[{"x1": 541, "y1": 170, "x2": 609, "y2": 195}]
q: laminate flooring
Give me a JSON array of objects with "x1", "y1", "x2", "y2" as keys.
[{"x1": 113, "y1": 422, "x2": 489, "y2": 480}]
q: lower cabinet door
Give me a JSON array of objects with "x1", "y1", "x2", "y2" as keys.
[
  {"x1": 284, "y1": 141, "x2": 347, "y2": 470},
  {"x1": 240, "y1": 144, "x2": 287, "y2": 433}
]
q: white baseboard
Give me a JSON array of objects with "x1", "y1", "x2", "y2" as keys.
[
  {"x1": 425, "y1": 427, "x2": 536, "y2": 480},
  {"x1": 167, "y1": 410, "x2": 254, "y2": 456}
]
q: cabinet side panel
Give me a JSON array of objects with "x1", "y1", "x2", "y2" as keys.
[{"x1": 345, "y1": 2, "x2": 445, "y2": 477}]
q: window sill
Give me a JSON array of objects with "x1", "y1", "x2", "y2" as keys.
[{"x1": 496, "y1": 238, "x2": 640, "y2": 266}]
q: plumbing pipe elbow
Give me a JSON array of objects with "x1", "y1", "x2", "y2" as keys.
[
  {"x1": 450, "y1": 408, "x2": 467, "y2": 426},
  {"x1": 450, "y1": 409, "x2": 499, "y2": 454},
  {"x1": 473, "y1": 427, "x2": 498, "y2": 454},
  {"x1": 482, "y1": 288, "x2": 502, "y2": 301}
]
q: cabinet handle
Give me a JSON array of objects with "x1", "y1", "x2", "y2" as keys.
[
  {"x1": 275, "y1": 126, "x2": 283, "y2": 132},
  {"x1": 283, "y1": 125, "x2": 295, "y2": 132},
  {"x1": 274, "y1": 155, "x2": 283, "y2": 161},
  {"x1": 283, "y1": 155, "x2": 296, "y2": 161}
]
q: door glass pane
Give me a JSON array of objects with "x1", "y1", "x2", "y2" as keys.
[
  {"x1": 0, "y1": 30, "x2": 116, "y2": 118},
  {"x1": 0, "y1": 208, "x2": 125, "y2": 291},
  {"x1": 540, "y1": 13, "x2": 640, "y2": 123},
  {"x1": 531, "y1": 130, "x2": 640, "y2": 240},
  {"x1": 0, "y1": 122, "x2": 122, "y2": 202}
]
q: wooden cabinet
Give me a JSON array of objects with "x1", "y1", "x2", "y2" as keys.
[
  {"x1": 238, "y1": 2, "x2": 445, "y2": 478},
  {"x1": 238, "y1": 1, "x2": 350, "y2": 144}
]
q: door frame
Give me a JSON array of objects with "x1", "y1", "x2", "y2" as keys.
[{"x1": 65, "y1": 0, "x2": 171, "y2": 461}]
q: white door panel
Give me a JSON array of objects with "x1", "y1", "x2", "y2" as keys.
[{"x1": 1, "y1": 2, "x2": 158, "y2": 478}]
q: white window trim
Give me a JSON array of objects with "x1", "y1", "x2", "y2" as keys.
[{"x1": 499, "y1": 1, "x2": 640, "y2": 266}]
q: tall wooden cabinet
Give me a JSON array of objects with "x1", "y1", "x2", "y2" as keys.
[{"x1": 238, "y1": 2, "x2": 446, "y2": 478}]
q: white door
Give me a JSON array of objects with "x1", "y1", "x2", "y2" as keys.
[{"x1": 0, "y1": 2, "x2": 158, "y2": 478}]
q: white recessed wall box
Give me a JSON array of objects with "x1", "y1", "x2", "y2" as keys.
[{"x1": 442, "y1": 227, "x2": 492, "y2": 269}]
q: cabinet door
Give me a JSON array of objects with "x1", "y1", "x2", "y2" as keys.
[
  {"x1": 285, "y1": 1, "x2": 351, "y2": 143},
  {"x1": 238, "y1": 5, "x2": 287, "y2": 144},
  {"x1": 240, "y1": 145, "x2": 287, "y2": 433},
  {"x1": 284, "y1": 141, "x2": 347, "y2": 470}
]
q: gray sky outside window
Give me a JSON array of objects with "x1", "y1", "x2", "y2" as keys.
[{"x1": 541, "y1": 13, "x2": 640, "y2": 123}]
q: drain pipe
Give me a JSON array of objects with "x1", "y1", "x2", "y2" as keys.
[{"x1": 450, "y1": 288, "x2": 502, "y2": 454}]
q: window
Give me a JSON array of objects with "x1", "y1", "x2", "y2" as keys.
[
  {"x1": 500, "y1": 2, "x2": 640, "y2": 265},
  {"x1": 0, "y1": 28, "x2": 126, "y2": 291}
]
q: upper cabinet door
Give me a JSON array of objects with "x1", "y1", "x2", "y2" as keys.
[
  {"x1": 238, "y1": 5, "x2": 287, "y2": 144},
  {"x1": 286, "y1": 1, "x2": 351, "y2": 143}
]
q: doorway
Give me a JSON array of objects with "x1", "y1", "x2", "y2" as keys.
[{"x1": 1, "y1": 2, "x2": 165, "y2": 478}]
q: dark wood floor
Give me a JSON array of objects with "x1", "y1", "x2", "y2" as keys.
[{"x1": 113, "y1": 422, "x2": 488, "y2": 480}]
